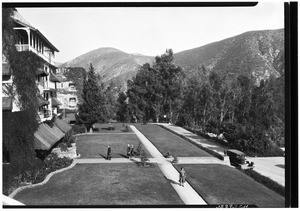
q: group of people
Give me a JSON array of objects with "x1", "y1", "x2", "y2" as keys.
[
  {"x1": 127, "y1": 144, "x2": 135, "y2": 159},
  {"x1": 106, "y1": 144, "x2": 136, "y2": 160},
  {"x1": 106, "y1": 145, "x2": 187, "y2": 187}
]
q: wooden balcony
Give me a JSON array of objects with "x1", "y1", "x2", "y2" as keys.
[{"x1": 15, "y1": 44, "x2": 56, "y2": 67}]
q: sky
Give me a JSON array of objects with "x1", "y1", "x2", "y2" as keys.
[{"x1": 15, "y1": 1, "x2": 284, "y2": 63}]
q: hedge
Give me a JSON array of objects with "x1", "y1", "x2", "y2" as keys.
[{"x1": 242, "y1": 169, "x2": 285, "y2": 196}]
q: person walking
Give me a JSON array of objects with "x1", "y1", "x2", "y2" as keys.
[
  {"x1": 127, "y1": 144, "x2": 131, "y2": 158},
  {"x1": 107, "y1": 145, "x2": 112, "y2": 160},
  {"x1": 179, "y1": 167, "x2": 186, "y2": 187},
  {"x1": 130, "y1": 144, "x2": 134, "y2": 160}
]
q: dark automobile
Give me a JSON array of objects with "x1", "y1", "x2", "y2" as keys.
[{"x1": 227, "y1": 149, "x2": 254, "y2": 169}]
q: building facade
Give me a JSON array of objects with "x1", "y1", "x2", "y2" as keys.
[{"x1": 2, "y1": 11, "x2": 62, "y2": 122}]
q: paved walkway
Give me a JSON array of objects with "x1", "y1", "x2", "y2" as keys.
[
  {"x1": 250, "y1": 157, "x2": 285, "y2": 186},
  {"x1": 129, "y1": 125, "x2": 207, "y2": 205},
  {"x1": 75, "y1": 157, "x2": 226, "y2": 165}
]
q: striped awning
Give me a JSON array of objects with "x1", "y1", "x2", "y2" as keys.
[
  {"x1": 36, "y1": 68, "x2": 49, "y2": 77},
  {"x1": 51, "y1": 97, "x2": 62, "y2": 107},
  {"x1": 34, "y1": 123, "x2": 64, "y2": 150},
  {"x1": 51, "y1": 124, "x2": 65, "y2": 140},
  {"x1": 2, "y1": 97, "x2": 13, "y2": 111},
  {"x1": 37, "y1": 95, "x2": 49, "y2": 107},
  {"x1": 50, "y1": 72, "x2": 61, "y2": 82},
  {"x1": 54, "y1": 118, "x2": 72, "y2": 133}
]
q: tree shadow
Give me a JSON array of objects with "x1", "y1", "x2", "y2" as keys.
[{"x1": 164, "y1": 176, "x2": 180, "y2": 185}]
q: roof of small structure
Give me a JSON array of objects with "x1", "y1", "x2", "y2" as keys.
[{"x1": 227, "y1": 149, "x2": 245, "y2": 156}]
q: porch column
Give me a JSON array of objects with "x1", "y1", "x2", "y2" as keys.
[{"x1": 25, "y1": 28, "x2": 30, "y2": 47}]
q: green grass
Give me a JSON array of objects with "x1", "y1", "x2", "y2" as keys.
[
  {"x1": 134, "y1": 124, "x2": 212, "y2": 157},
  {"x1": 92, "y1": 123, "x2": 133, "y2": 133},
  {"x1": 242, "y1": 169, "x2": 285, "y2": 196},
  {"x1": 14, "y1": 163, "x2": 184, "y2": 205},
  {"x1": 174, "y1": 164, "x2": 284, "y2": 208},
  {"x1": 77, "y1": 133, "x2": 152, "y2": 158}
]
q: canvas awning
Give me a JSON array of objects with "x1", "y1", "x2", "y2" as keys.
[
  {"x1": 34, "y1": 123, "x2": 59, "y2": 150},
  {"x1": 50, "y1": 72, "x2": 61, "y2": 82},
  {"x1": 2, "y1": 63, "x2": 11, "y2": 76},
  {"x1": 2, "y1": 97, "x2": 13, "y2": 111},
  {"x1": 51, "y1": 124, "x2": 65, "y2": 140},
  {"x1": 51, "y1": 97, "x2": 62, "y2": 107},
  {"x1": 34, "y1": 123, "x2": 66, "y2": 150},
  {"x1": 54, "y1": 118, "x2": 72, "y2": 133},
  {"x1": 37, "y1": 95, "x2": 49, "y2": 107},
  {"x1": 35, "y1": 68, "x2": 49, "y2": 77}
]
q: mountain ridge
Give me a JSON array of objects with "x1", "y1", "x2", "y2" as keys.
[{"x1": 61, "y1": 28, "x2": 284, "y2": 89}]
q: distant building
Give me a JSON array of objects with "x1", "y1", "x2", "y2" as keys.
[{"x1": 57, "y1": 81, "x2": 78, "y2": 111}]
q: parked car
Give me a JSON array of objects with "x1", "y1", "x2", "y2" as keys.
[{"x1": 227, "y1": 149, "x2": 254, "y2": 169}]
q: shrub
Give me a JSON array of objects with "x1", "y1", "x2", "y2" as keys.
[
  {"x1": 135, "y1": 143, "x2": 143, "y2": 156},
  {"x1": 176, "y1": 113, "x2": 193, "y2": 127},
  {"x1": 172, "y1": 156, "x2": 178, "y2": 164},
  {"x1": 140, "y1": 150, "x2": 150, "y2": 167},
  {"x1": 72, "y1": 124, "x2": 86, "y2": 134},
  {"x1": 164, "y1": 151, "x2": 172, "y2": 158},
  {"x1": 35, "y1": 153, "x2": 73, "y2": 184},
  {"x1": 123, "y1": 125, "x2": 130, "y2": 132},
  {"x1": 57, "y1": 142, "x2": 68, "y2": 152},
  {"x1": 3, "y1": 153, "x2": 73, "y2": 195},
  {"x1": 205, "y1": 119, "x2": 220, "y2": 134},
  {"x1": 242, "y1": 169, "x2": 285, "y2": 196}
]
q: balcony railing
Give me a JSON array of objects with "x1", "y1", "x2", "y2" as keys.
[
  {"x1": 15, "y1": 44, "x2": 29, "y2": 51},
  {"x1": 15, "y1": 44, "x2": 56, "y2": 67},
  {"x1": 36, "y1": 80, "x2": 49, "y2": 90}
]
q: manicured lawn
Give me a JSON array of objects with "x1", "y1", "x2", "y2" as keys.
[
  {"x1": 77, "y1": 133, "x2": 152, "y2": 158},
  {"x1": 14, "y1": 163, "x2": 184, "y2": 205},
  {"x1": 134, "y1": 124, "x2": 212, "y2": 157},
  {"x1": 174, "y1": 164, "x2": 285, "y2": 207},
  {"x1": 92, "y1": 123, "x2": 133, "y2": 133}
]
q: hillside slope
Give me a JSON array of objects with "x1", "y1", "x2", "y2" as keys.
[
  {"x1": 61, "y1": 29, "x2": 284, "y2": 90},
  {"x1": 61, "y1": 47, "x2": 153, "y2": 82},
  {"x1": 174, "y1": 29, "x2": 284, "y2": 81}
]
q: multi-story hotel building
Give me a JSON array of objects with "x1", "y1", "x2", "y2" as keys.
[
  {"x1": 2, "y1": 10, "x2": 71, "y2": 155},
  {"x1": 2, "y1": 11, "x2": 62, "y2": 122}
]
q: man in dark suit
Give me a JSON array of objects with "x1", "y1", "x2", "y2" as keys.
[{"x1": 107, "y1": 145, "x2": 112, "y2": 160}]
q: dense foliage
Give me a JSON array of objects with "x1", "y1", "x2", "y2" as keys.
[
  {"x1": 116, "y1": 48, "x2": 284, "y2": 156},
  {"x1": 124, "y1": 49, "x2": 184, "y2": 123},
  {"x1": 177, "y1": 67, "x2": 284, "y2": 156},
  {"x1": 78, "y1": 63, "x2": 119, "y2": 130},
  {"x1": 116, "y1": 92, "x2": 130, "y2": 122},
  {"x1": 2, "y1": 8, "x2": 41, "y2": 166}
]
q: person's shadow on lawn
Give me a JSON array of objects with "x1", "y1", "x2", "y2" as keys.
[
  {"x1": 164, "y1": 176, "x2": 180, "y2": 185},
  {"x1": 99, "y1": 154, "x2": 107, "y2": 159},
  {"x1": 118, "y1": 153, "x2": 128, "y2": 159}
]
